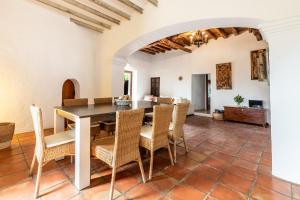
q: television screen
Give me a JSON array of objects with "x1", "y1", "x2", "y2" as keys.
[{"x1": 249, "y1": 100, "x2": 263, "y2": 108}]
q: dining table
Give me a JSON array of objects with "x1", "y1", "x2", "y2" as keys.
[{"x1": 54, "y1": 100, "x2": 157, "y2": 190}]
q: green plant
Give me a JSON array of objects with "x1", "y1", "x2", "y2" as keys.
[{"x1": 234, "y1": 94, "x2": 244, "y2": 106}]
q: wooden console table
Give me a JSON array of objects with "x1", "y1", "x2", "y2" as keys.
[{"x1": 224, "y1": 106, "x2": 267, "y2": 127}]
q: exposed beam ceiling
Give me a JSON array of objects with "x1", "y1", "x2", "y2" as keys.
[
  {"x1": 70, "y1": 18, "x2": 103, "y2": 33},
  {"x1": 148, "y1": 0, "x2": 158, "y2": 6},
  {"x1": 35, "y1": 0, "x2": 111, "y2": 29},
  {"x1": 88, "y1": 0, "x2": 131, "y2": 20},
  {"x1": 34, "y1": 0, "x2": 159, "y2": 33},
  {"x1": 160, "y1": 39, "x2": 192, "y2": 53},
  {"x1": 215, "y1": 28, "x2": 228, "y2": 38},
  {"x1": 231, "y1": 27, "x2": 239, "y2": 36},
  {"x1": 118, "y1": 0, "x2": 143, "y2": 14},
  {"x1": 205, "y1": 30, "x2": 217, "y2": 40},
  {"x1": 139, "y1": 27, "x2": 263, "y2": 55},
  {"x1": 63, "y1": 0, "x2": 120, "y2": 24}
]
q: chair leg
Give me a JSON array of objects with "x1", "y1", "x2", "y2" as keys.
[
  {"x1": 137, "y1": 155, "x2": 146, "y2": 183},
  {"x1": 34, "y1": 163, "x2": 43, "y2": 199},
  {"x1": 149, "y1": 150, "x2": 154, "y2": 180},
  {"x1": 167, "y1": 143, "x2": 174, "y2": 166},
  {"x1": 109, "y1": 167, "x2": 117, "y2": 200},
  {"x1": 182, "y1": 135, "x2": 188, "y2": 153},
  {"x1": 29, "y1": 153, "x2": 36, "y2": 176},
  {"x1": 173, "y1": 141, "x2": 177, "y2": 163}
]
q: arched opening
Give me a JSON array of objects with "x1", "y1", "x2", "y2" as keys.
[{"x1": 61, "y1": 79, "x2": 80, "y2": 106}]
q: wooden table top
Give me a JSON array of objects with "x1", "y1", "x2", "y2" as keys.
[{"x1": 55, "y1": 100, "x2": 158, "y2": 118}]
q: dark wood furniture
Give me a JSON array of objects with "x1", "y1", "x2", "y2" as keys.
[
  {"x1": 224, "y1": 106, "x2": 267, "y2": 127},
  {"x1": 151, "y1": 77, "x2": 160, "y2": 97}
]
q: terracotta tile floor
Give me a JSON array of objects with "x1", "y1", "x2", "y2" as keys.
[{"x1": 0, "y1": 116, "x2": 299, "y2": 200}]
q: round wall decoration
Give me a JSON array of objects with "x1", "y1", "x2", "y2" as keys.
[{"x1": 178, "y1": 76, "x2": 183, "y2": 81}]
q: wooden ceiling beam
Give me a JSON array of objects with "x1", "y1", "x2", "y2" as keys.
[
  {"x1": 252, "y1": 29, "x2": 263, "y2": 41},
  {"x1": 160, "y1": 39, "x2": 192, "y2": 53},
  {"x1": 156, "y1": 44, "x2": 172, "y2": 51},
  {"x1": 205, "y1": 29, "x2": 217, "y2": 40},
  {"x1": 118, "y1": 0, "x2": 143, "y2": 14},
  {"x1": 157, "y1": 42, "x2": 175, "y2": 50},
  {"x1": 170, "y1": 36, "x2": 188, "y2": 46},
  {"x1": 148, "y1": 0, "x2": 158, "y2": 6},
  {"x1": 63, "y1": 0, "x2": 120, "y2": 24},
  {"x1": 88, "y1": 0, "x2": 130, "y2": 20},
  {"x1": 215, "y1": 28, "x2": 227, "y2": 38},
  {"x1": 151, "y1": 46, "x2": 165, "y2": 53},
  {"x1": 70, "y1": 18, "x2": 103, "y2": 33},
  {"x1": 144, "y1": 48, "x2": 159, "y2": 54},
  {"x1": 140, "y1": 49, "x2": 155, "y2": 55},
  {"x1": 151, "y1": 45, "x2": 167, "y2": 52},
  {"x1": 231, "y1": 27, "x2": 239, "y2": 36},
  {"x1": 35, "y1": 0, "x2": 111, "y2": 29}
]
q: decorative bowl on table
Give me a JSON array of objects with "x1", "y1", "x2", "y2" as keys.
[{"x1": 115, "y1": 99, "x2": 132, "y2": 106}]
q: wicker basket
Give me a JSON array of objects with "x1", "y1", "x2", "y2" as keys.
[
  {"x1": 0, "y1": 123, "x2": 15, "y2": 150},
  {"x1": 212, "y1": 112, "x2": 224, "y2": 121}
]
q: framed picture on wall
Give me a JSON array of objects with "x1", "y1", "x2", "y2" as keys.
[
  {"x1": 216, "y1": 62, "x2": 232, "y2": 90},
  {"x1": 251, "y1": 49, "x2": 267, "y2": 81}
]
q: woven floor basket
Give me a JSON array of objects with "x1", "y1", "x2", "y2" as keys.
[
  {"x1": 212, "y1": 113, "x2": 224, "y2": 121},
  {"x1": 0, "y1": 123, "x2": 15, "y2": 150}
]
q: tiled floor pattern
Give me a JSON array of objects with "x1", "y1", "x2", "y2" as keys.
[{"x1": 0, "y1": 116, "x2": 299, "y2": 200}]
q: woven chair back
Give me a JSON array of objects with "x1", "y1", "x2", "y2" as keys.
[
  {"x1": 157, "y1": 97, "x2": 174, "y2": 104},
  {"x1": 30, "y1": 105, "x2": 45, "y2": 162},
  {"x1": 172, "y1": 103, "x2": 189, "y2": 139},
  {"x1": 152, "y1": 105, "x2": 173, "y2": 141},
  {"x1": 113, "y1": 108, "x2": 144, "y2": 167},
  {"x1": 64, "y1": 98, "x2": 88, "y2": 107},
  {"x1": 94, "y1": 97, "x2": 113, "y2": 105}
]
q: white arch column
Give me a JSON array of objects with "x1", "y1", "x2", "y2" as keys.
[{"x1": 261, "y1": 15, "x2": 300, "y2": 184}]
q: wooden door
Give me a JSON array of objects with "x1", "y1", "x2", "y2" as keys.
[
  {"x1": 151, "y1": 77, "x2": 160, "y2": 97},
  {"x1": 62, "y1": 80, "x2": 75, "y2": 106}
]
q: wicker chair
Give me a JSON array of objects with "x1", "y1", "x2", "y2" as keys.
[
  {"x1": 29, "y1": 105, "x2": 75, "y2": 199},
  {"x1": 168, "y1": 103, "x2": 189, "y2": 163},
  {"x1": 157, "y1": 97, "x2": 174, "y2": 104},
  {"x1": 91, "y1": 108, "x2": 146, "y2": 200},
  {"x1": 63, "y1": 98, "x2": 88, "y2": 129},
  {"x1": 140, "y1": 105, "x2": 174, "y2": 180},
  {"x1": 94, "y1": 97, "x2": 113, "y2": 104},
  {"x1": 94, "y1": 97, "x2": 116, "y2": 135},
  {"x1": 64, "y1": 98, "x2": 100, "y2": 139}
]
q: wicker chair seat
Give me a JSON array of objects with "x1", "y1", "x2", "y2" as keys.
[
  {"x1": 92, "y1": 136, "x2": 115, "y2": 166},
  {"x1": 44, "y1": 130, "x2": 74, "y2": 148},
  {"x1": 140, "y1": 126, "x2": 152, "y2": 139},
  {"x1": 140, "y1": 131, "x2": 169, "y2": 151},
  {"x1": 43, "y1": 142, "x2": 75, "y2": 163}
]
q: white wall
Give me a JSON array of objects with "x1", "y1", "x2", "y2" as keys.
[
  {"x1": 262, "y1": 17, "x2": 300, "y2": 184},
  {"x1": 191, "y1": 74, "x2": 206, "y2": 110},
  {"x1": 0, "y1": 0, "x2": 98, "y2": 133},
  {"x1": 148, "y1": 33, "x2": 270, "y2": 118},
  {"x1": 126, "y1": 52, "x2": 151, "y2": 100}
]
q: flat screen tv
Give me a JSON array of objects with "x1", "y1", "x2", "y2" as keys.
[{"x1": 249, "y1": 100, "x2": 263, "y2": 108}]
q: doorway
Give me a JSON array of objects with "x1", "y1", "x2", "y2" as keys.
[
  {"x1": 191, "y1": 74, "x2": 211, "y2": 115},
  {"x1": 150, "y1": 77, "x2": 160, "y2": 97},
  {"x1": 124, "y1": 71, "x2": 132, "y2": 97}
]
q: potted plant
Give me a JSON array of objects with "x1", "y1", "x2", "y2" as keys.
[
  {"x1": 234, "y1": 95, "x2": 244, "y2": 107},
  {"x1": 0, "y1": 122, "x2": 15, "y2": 150}
]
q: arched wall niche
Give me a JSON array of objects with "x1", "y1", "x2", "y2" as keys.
[{"x1": 61, "y1": 79, "x2": 81, "y2": 105}]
